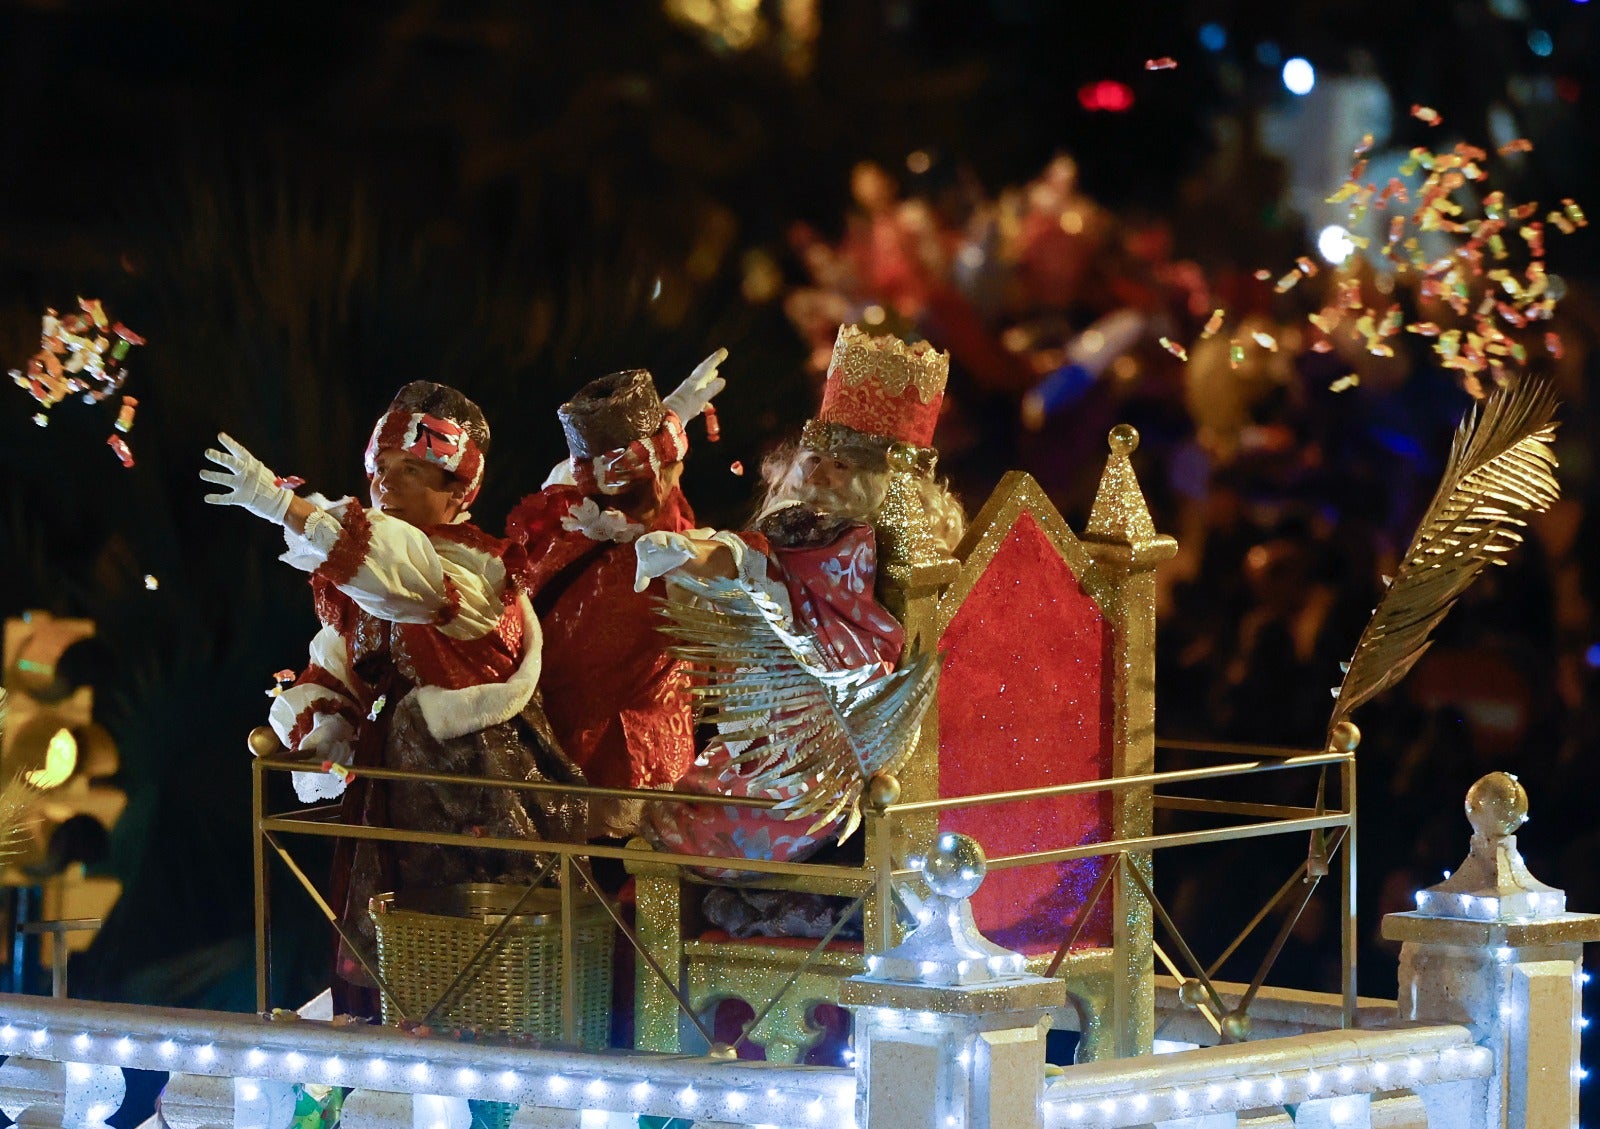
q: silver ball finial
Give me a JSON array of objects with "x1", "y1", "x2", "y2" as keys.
[
  {"x1": 1465, "y1": 772, "x2": 1528, "y2": 839},
  {"x1": 923, "y1": 833, "x2": 987, "y2": 900}
]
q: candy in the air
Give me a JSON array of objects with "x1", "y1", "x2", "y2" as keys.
[
  {"x1": 1252, "y1": 269, "x2": 1271, "y2": 282},
  {"x1": 273, "y1": 475, "x2": 306, "y2": 489},
  {"x1": 1158, "y1": 336, "x2": 1188, "y2": 362},
  {"x1": 32, "y1": 413, "x2": 48, "y2": 427},
  {"x1": 368, "y1": 695, "x2": 388, "y2": 721},
  {"x1": 273, "y1": 669, "x2": 297, "y2": 683},
  {"x1": 1547, "y1": 332, "x2": 1564, "y2": 360},
  {"x1": 702, "y1": 402, "x2": 721, "y2": 443},
  {"x1": 1411, "y1": 104, "x2": 1442, "y2": 127},
  {"x1": 1329, "y1": 374, "x2": 1360, "y2": 393},
  {"x1": 115, "y1": 396, "x2": 138, "y2": 433},
  {"x1": 1201, "y1": 309, "x2": 1225, "y2": 339},
  {"x1": 143, "y1": 574, "x2": 159, "y2": 590},
  {"x1": 1144, "y1": 57, "x2": 1177, "y2": 70},
  {"x1": 1250, "y1": 330, "x2": 1279, "y2": 352},
  {"x1": 107, "y1": 435, "x2": 135, "y2": 467},
  {"x1": 729, "y1": 460, "x2": 745, "y2": 476}
]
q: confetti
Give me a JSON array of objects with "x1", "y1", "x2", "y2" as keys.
[
  {"x1": 273, "y1": 475, "x2": 306, "y2": 489},
  {"x1": 702, "y1": 402, "x2": 721, "y2": 443},
  {"x1": 1411, "y1": 104, "x2": 1442, "y2": 127},
  {"x1": 1158, "y1": 336, "x2": 1188, "y2": 362},
  {"x1": 1201, "y1": 309, "x2": 1226, "y2": 339},
  {"x1": 367, "y1": 694, "x2": 388, "y2": 721},
  {"x1": 143, "y1": 574, "x2": 159, "y2": 590},
  {"x1": 107, "y1": 435, "x2": 134, "y2": 467},
  {"x1": 1329, "y1": 374, "x2": 1360, "y2": 393},
  {"x1": 12, "y1": 298, "x2": 145, "y2": 438},
  {"x1": 729, "y1": 460, "x2": 745, "y2": 476},
  {"x1": 1144, "y1": 57, "x2": 1178, "y2": 71}
]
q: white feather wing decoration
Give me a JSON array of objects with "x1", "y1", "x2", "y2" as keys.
[{"x1": 660, "y1": 573, "x2": 939, "y2": 838}]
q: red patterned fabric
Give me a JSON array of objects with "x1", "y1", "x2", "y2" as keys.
[
  {"x1": 936, "y1": 512, "x2": 1115, "y2": 954},
  {"x1": 510, "y1": 486, "x2": 699, "y2": 789},
  {"x1": 817, "y1": 377, "x2": 942, "y2": 449},
  {"x1": 314, "y1": 500, "x2": 374, "y2": 588}
]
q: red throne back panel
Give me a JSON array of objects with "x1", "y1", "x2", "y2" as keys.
[{"x1": 937, "y1": 511, "x2": 1114, "y2": 954}]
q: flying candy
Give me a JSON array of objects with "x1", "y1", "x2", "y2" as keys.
[
  {"x1": 1158, "y1": 336, "x2": 1188, "y2": 362},
  {"x1": 1201, "y1": 309, "x2": 1226, "y2": 339},
  {"x1": 1144, "y1": 57, "x2": 1178, "y2": 71},
  {"x1": 1411, "y1": 105, "x2": 1442, "y2": 127},
  {"x1": 107, "y1": 435, "x2": 134, "y2": 467},
  {"x1": 143, "y1": 574, "x2": 159, "y2": 590}
]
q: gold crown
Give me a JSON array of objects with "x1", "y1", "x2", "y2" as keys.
[{"x1": 827, "y1": 324, "x2": 950, "y2": 404}]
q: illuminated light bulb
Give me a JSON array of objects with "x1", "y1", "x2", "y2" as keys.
[
  {"x1": 459, "y1": 1068, "x2": 480, "y2": 1087},
  {"x1": 726, "y1": 1090, "x2": 745, "y2": 1110},
  {"x1": 27, "y1": 728, "x2": 78, "y2": 789},
  {"x1": 115, "y1": 1037, "x2": 133, "y2": 1058},
  {"x1": 1317, "y1": 226, "x2": 1355, "y2": 266},
  {"x1": 680, "y1": 1085, "x2": 698, "y2": 1104},
  {"x1": 1207, "y1": 1083, "x2": 1225, "y2": 1101},
  {"x1": 67, "y1": 1062, "x2": 92, "y2": 1082},
  {"x1": 284, "y1": 1051, "x2": 305, "y2": 1071},
  {"x1": 1414, "y1": 891, "x2": 1430, "y2": 908},
  {"x1": 585, "y1": 1079, "x2": 607, "y2": 1097},
  {"x1": 1306, "y1": 1070, "x2": 1323, "y2": 1091},
  {"x1": 920, "y1": 961, "x2": 939, "y2": 977},
  {"x1": 1583, "y1": 973, "x2": 1592, "y2": 984},
  {"x1": 1372, "y1": 1061, "x2": 1389, "y2": 1081},
  {"x1": 367, "y1": 1058, "x2": 388, "y2": 1077},
  {"x1": 158, "y1": 1040, "x2": 176, "y2": 1058},
  {"x1": 324, "y1": 1057, "x2": 343, "y2": 1075},
  {"x1": 866, "y1": 956, "x2": 882, "y2": 973},
  {"x1": 807, "y1": 1098, "x2": 826, "y2": 1120},
  {"x1": 500, "y1": 1071, "x2": 519, "y2": 1089},
  {"x1": 196, "y1": 1044, "x2": 216, "y2": 1064},
  {"x1": 1281, "y1": 57, "x2": 1316, "y2": 96},
  {"x1": 246, "y1": 1048, "x2": 266, "y2": 1067},
  {"x1": 1407, "y1": 1057, "x2": 1425, "y2": 1077},
  {"x1": 1498, "y1": 947, "x2": 1514, "y2": 961},
  {"x1": 1172, "y1": 1087, "x2": 1190, "y2": 1106},
  {"x1": 1267, "y1": 1076, "x2": 1285, "y2": 1099},
  {"x1": 239, "y1": 1081, "x2": 260, "y2": 1101},
  {"x1": 1099, "y1": 1098, "x2": 1118, "y2": 1116},
  {"x1": 73, "y1": 1033, "x2": 91, "y2": 1052},
  {"x1": 1338, "y1": 1064, "x2": 1356, "y2": 1083},
  {"x1": 29, "y1": 1029, "x2": 47, "y2": 1047},
  {"x1": 409, "y1": 1062, "x2": 429, "y2": 1082},
  {"x1": 1132, "y1": 1093, "x2": 1151, "y2": 1111},
  {"x1": 1576, "y1": 1067, "x2": 1590, "y2": 1082},
  {"x1": 1236, "y1": 1079, "x2": 1253, "y2": 1098},
  {"x1": 1581, "y1": 1017, "x2": 1591, "y2": 1029},
  {"x1": 1066, "y1": 1102, "x2": 1085, "y2": 1119},
  {"x1": 548, "y1": 1075, "x2": 570, "y2": 1095}
]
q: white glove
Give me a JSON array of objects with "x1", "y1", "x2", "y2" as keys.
[
  {"x1": 290, "y1": 713, "x2": 356, "y2": 803},
  {"x1": 661, "y1": 348, "x2": 728, "y2": 422},
  {"x1": 634, "y1": 530, "x2": 700, "y2": 592},
  {"x1": 201, "y1": 433, "x2": 293, "y2": 524}
]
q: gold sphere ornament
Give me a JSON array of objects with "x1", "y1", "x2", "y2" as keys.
[
  {"x1": 1108, "y1": 424, "x2": 1140, "y2": 456},
  {"x1": 1178, "y1": 980, "x2": 1208, "y2": 1008},
  {"x1": 866, "y1": 772, "x2": 901, "y2": 810},
  {"x1": 1328, "y1": 720, "x2": 1361, "y2": 753},
  {"x1": 707, "y1": 1042, "x2": 739, "y2": 1060},
  {"x1": 1221, "y1": 1010, "x2": 1252, "y2": 1042},
  {"x1": 247, "y1": 725, "x2": 284, "y2": 759},
  {"x1": 923, "y1": 832, "x2": 987, "y2": 900},
  {"x1": 1465, "y1": 772, "x2": 1528, "y2": 839}
]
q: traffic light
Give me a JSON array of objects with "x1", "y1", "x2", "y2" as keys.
[{"x1": 2, "y1": 612, "x2": 125, "y2": 986}]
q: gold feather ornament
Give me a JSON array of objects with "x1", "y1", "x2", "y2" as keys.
[
  {"x1": 1329, "y1": 378, "x2": 1560, "y2": 735},
  {"x1": 659, "y1": 574, "x2": 939, "y2": 838}
]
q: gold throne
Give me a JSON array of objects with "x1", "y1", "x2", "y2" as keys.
[{"x1": 628, "y1": 426, "x2": 1174, "y2": 1062}]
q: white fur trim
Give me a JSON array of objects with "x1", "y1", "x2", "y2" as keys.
[{"x1": 412, "y1": 593, "x2": 543, "y2": 740}]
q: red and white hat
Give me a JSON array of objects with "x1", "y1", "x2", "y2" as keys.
[{"x1": 364, "y1": 382, "x2": 489, "y2": 506}]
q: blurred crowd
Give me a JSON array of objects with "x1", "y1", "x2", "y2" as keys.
[{"x1": 773, "y1": 149, "x2": 1600, "y2": 1002}]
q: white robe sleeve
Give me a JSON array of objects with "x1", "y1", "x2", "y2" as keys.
[
  {"x1": 267, "y1": 624, "x2": 365, "y2": 802},
  {"x1": 279, "y1": 501, "x2": 506, "y2": 639}
]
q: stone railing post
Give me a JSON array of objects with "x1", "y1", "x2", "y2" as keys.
[
  {"x1": 841, "y1": 833, "x2": 1064, "y2": 1129},
  {"x1": 1383, "y1": 772, "x2": 1600, "y2": 1129}
]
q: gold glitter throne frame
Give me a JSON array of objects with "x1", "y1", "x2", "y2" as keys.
[{"x1": 627, "y1": 426, "x2": 1174, "y2": 1064}]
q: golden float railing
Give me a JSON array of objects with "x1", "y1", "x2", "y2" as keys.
[{"x1": 251, "y1": 727, "x2": 1357, "y2": 1054}]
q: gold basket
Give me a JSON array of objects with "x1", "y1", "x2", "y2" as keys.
[{"x1": 370, "y1": 884, "x2": 613, "y2": 1048}]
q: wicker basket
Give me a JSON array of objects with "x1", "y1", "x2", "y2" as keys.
[{"x1": 370, "y1": 884, "x2": 613, "y2": 1048}]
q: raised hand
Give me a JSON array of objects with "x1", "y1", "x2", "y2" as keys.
[
  {"x1": 661, "y1": 347, "x2": 729, "y2": 422},
  {"x1": 200, "y1": 433, "x2": 293, "y2": 523}
]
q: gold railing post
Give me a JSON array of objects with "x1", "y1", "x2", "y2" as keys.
[
  {"x1": 1080, "y1": 425, "x2": 1178, "y2": 1059},
  {"x1": 251, "y1": 747, "x2": 271, "y2": 1014},
  {"x1": 559, "y1": 854, "x2": 578, "y2": 1045},
  {"x1": 1340, "y1": 732, "x2": 1360, "y2": 1027}
]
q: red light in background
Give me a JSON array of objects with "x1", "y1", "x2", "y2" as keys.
[
  {"x1": 1557, "y1": 76, "x2": 1581, "y2": 103},
  {"x1": 1078, "y1": 80, "x2": 1135, "y2": 112}
]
